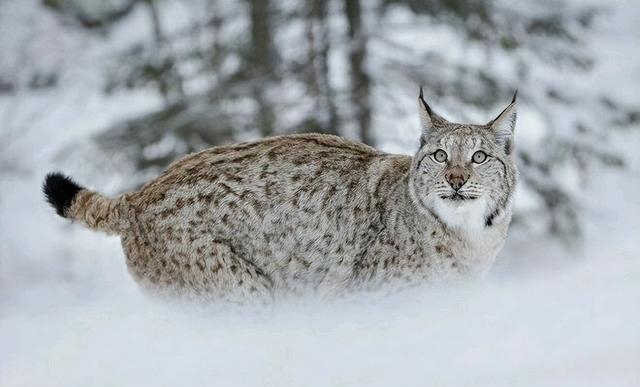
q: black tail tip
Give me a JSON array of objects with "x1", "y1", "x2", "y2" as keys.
[{"x1": 43, "y1": 172, "x2": 83, "y2": 217}]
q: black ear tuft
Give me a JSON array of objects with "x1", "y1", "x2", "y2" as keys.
[
  {"x1": 418, "y1": 85, "x2": 434, "y2": 116},
  {"x1": 43, "y1": 172, "x2": 83, "y2": 217}
]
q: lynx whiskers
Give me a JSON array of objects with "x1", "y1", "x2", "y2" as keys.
[{"x1": 43, "y1": 88, "x2": 518, "y2": 303}]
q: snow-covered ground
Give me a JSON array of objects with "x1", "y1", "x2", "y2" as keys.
[{"x1": 1, "y1": 1, "x2": 639, "y2": 386}]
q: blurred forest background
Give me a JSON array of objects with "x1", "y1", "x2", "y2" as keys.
[{"x1": 1, "y1": 0, "x2": 637, "y2": 243}]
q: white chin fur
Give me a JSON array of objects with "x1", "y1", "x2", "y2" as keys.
[{"x1": 430, "y1": 195, "x2": 488, "y2": 233}]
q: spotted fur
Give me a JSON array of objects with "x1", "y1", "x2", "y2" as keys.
[{"x1": 44, "y1": 90, "x2": 518, "y2": 302}]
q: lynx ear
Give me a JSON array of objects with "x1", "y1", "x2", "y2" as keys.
[
  {"x1": 418, "y1": 86, "x2": 446, "y2": 140},
  {"x1": 488, "y1": 90, "x2": 518, "y2": 154}
]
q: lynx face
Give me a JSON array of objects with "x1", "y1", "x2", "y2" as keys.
[{"x1": 409, "y1": 90, "x2": 518, "y2": 230}]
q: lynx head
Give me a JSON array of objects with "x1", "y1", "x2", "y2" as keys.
[{"x1": 409, "y1": 88, "x2": 518, "y2": 231}]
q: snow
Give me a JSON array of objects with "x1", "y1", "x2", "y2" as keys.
[
  {"x1": 1, "y1": 225, "x2": 639, "y2": 386},
  {"x1": 1, "y1": 0, "x2": 640, "y2": 386}
]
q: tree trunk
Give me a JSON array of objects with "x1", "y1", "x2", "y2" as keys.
[
  {"x1": 307, "y1": 0, "x2": 339, "y2": 134},
  {"x1": 344, "y1": 0, "x2": 373, "y2": 145},
  {"x1": 144, "y1": 0, "x2": 184, "y2": 105},
  {"x1": 207, "y1": 0, "x2": 224, "y2": 68},
  {"x1": 247, "y1": 0, "x2": 276, "y2": 137}
]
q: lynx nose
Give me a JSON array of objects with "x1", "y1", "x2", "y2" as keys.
[{"x1": 446, "y1": 170, "x2": 469, "y2": 191}]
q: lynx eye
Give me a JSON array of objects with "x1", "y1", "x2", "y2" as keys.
[
  {"x1": 472, "y1": 150, "x2": 488, "y2": 164},
  {"x1": 432, "y1": 149, "x2": 448, "y2": 163}
]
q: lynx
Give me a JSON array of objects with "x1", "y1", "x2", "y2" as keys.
[{"x1": 43, "y1": 89, "x2": 518, "y2": 302}]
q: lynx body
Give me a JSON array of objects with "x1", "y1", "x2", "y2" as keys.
[{"x1": 44, "y1": 91, "x2": 518, "y2": 302}]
